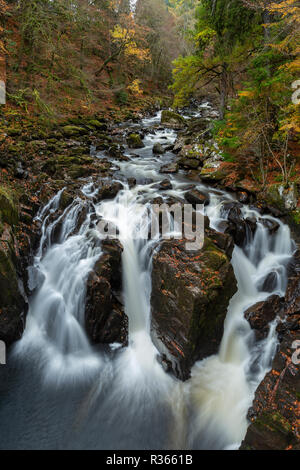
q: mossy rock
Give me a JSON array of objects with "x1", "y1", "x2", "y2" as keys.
[
  {"x1": 161, "y1": 110, "x2": 186, "y2": 128},
  {"x1": 0, "y1": 186, "x2": 18, "y2": 225},
  {"x1": 68, "y1": 164, "x2": 93, "y2": 178},
  {"x1": 259, "y1": 183, "x2": 298, "y2": 212},
  {"x1": 127, "y1": 133, "x2": 144, "y2": 149},
  {"x1": 88, "y1": 120, "x2": 108, "y2": 131},
  {"x1": 62, "y1": 125, "x2": 88, "y2": 137}
]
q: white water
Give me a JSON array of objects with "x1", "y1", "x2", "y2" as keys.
[{"x1": 0, "y1": 110, "x2": 295, "y2": 449}]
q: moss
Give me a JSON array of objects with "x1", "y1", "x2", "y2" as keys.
[
  {"x1": 161, "y1": 110, "x2": 185, "y2": 125},
  {"x1": 7, "y1": 127, "x2": 22, "y2": 137},
  {"x1": 255, "y1": 411, "x2": 293, "y2": 436},
  {"x1": 88, "y1": 119, "x2": 107, "y2": 131},
  {"x1": 0, "y1": 186, "x2": 18, "y2": 225},
  {"x1": 291, "y1": 209, "x2": 300, "y2": 225},
  {"x1": 62, "y1": 125, "x2": 88, "y2": 137},
  {"x1": 127, "y1": 133, "x2": 144, "y2": 149}
]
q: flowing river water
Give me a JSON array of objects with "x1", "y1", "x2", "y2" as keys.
[{"x1": 0, "y1": 107, "x2": 295, "y2": 450}]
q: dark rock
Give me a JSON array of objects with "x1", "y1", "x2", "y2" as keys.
[
  {"x1": 237, "y1": 191, "x2": 249, "y2": 203},
  {"x1": 153, "y1": 143, "x2": 165, "y2": 154},
  {"x1": 0, "y1": 225, "x2": 28, "y2": 346},
  {"x1": 151, "y1": 235, "x2": 237, "y2": 380},
  {"x1": 85, "y1": 240, "x2": 127, "y2": 345},
  {"x1": 185, "y1": 189, "x2": 208, "y2": 206},
  {"x1": 244, "y1": 295, "x2": 283, "y2": 340},
  {"x1": 155, "y1": 179, "x2": 172, "y2": 191},
  {"x1": 241, "y1": 250, "x2": 300, "y2": 450}
]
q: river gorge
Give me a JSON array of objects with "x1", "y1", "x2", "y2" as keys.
[{"x1": 0, "y1": 103, "x2": 299, "y2": 450}]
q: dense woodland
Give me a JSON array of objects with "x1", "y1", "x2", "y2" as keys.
[{"x1": 0, "y1": 0, "x2": 299, "y2": 188}]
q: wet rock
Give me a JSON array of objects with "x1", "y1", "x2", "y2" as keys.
[
  {"x1": 160, "y1": 162, "x2": 178, "y2": 174},
  {"x1": 151, "y1": 235, "x2": 237, "y2": 380},
  {"x1": 153, "y1": 143, "x2": 165, "y2": 154},
  {"x1": 241, "y1": 250, "x2": 300, "y2": 450},
  {"x1": 155, "y1": 179, "x2": 172, "y2": 191},
  {"x1": 237, "y1": 191, "x2": 249, "y2": 203},
  {"x1": 95, "y1": 182, "x2": 123, "y2": 202},
  {"x1": 161, "y1": 110, "x2": 186, "y2": 129},
  {"x1": 259, "y1": 218, "x2": 280, "y2": 234},
  {"x1": 0, "y1": 186, "x2": 18, "y2": 225},
  {"x1": 200, "y1": 161, "x2": 230, "y2": 182},
  {"x1": 257, "y1": 271, "x2": 279, "y2": 293},
  {"x1": 85, "y1": 240, "x2": 127, "y2": 345},
  {"x1": 0, "y1": 225, "x2": 28, "y2": 346},
  {"x1": 127, "y1": 133, "x2": 145, "y2": 149},
  {"x1": 244, "y1": 295, "x2": 283, "y2": 340},
  {"x1": 185, "y1": 189, "x2": 208, "y2": 206}
]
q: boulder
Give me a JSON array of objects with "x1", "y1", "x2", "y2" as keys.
[
  {"x1": 127, "y1": 133, "x2": 145, "y2": 149},
  {"x1": 151, "y1": 233, "x2": 237, "y2": 380},
  {"x1": 244, "y1": 295, "x2": 283, "y2": 340},
  {"x1": 153, "y1": 143, "x2": 165, "y2": 154},
  {"x1": 62, "y1": 125, "x2": 88, "y2": 137},
  {"x1": 185, "y1": 189, "x2": 208, "y2": 206},
  {"x1": 161, "y1": 110, "x2": 186, "y2": 129},
  {"x1": 160, "y1": 162, "x2": 178, "y2": 174},
  {"x1": 85, "y1": 240, "x2": 127, "y2": 345}
]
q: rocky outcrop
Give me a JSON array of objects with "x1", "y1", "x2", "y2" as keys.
[
  {"x1": 241, "y1": 250, "x2": 300, "y2": 450},
  {"x1": 151, "y1": 230, "x2": 237, "y2": 380},
  {"x1": 0, "y1": 187, "x2": 28, "y2": 346},
  {"x1": 85, "y1": 240, "x2": 128, "y2": 345}
]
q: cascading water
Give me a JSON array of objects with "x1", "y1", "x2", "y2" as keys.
[{"x1": 0, "y1": 109, "x2": 295, "y2": 450}]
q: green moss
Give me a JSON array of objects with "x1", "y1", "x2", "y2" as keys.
[
  {"x1": 161, "y1": 110, "x2": 185, "y2": 125},
  {"x1": 0, "y1": 186, "x2": 18, "y2": 225},
  {"x1": 127, "y1": 133, "x2": 144, "y2": 149},
  {"x1": 62, "y1": 125, "x2": 88, "y2": 137},
  {"x1": 291, "y1": 209, "x2": 300, "y2": 225},
  {"x1": 255, "y1": 411, "x2": 293, "y2": 435}
]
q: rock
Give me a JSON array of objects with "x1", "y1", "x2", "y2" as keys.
[
  {"x1": 161, "y1": 110, "x2": 186, "y2": 129},
  {"x1": 257, "y1": 271, "x2": 279, "y2": 293},
  {"x1": 244, "y1": 295, "x2": 283, "y2": 340},
  {"x1": 155, "y1": 179, "x2": 172, "y2": 191},
  {"x1": 88, "y1": 119, "x2": 107, "y2": 131},
  {"x1": 85, "y1": 240, "x2": 127, "y2": 345},
  {"x1": 62, "y1": 125, "x2": 88, "y2": 137},
  {"x1": 0, "y1": 225, "x2": 28, "y2": 346},
  {"x1": 151, "y1": 235, "x2": 237, "y2": 380},
  {"x1": 185, "y1": 189, "x2": 208, "y2": 206},
  {"x1": 241, "y1": 250, "x2": 300, "y2": 450},
  {"x1": 186, "y1": 117, "x2": 210, "y2": 134},
  {"x1": 153, "y1": 143, "x2": 165, "y2": 154},
  {"x1": 200, "y1": 161, "x2": 230, "y2": 182},
  {"x1": 178, "y1": 158, "x2": 200, "y2": 170},
  {"x1": 127, "y1": 133, "x2": 145, "y2": 149},
  {"x1": 0, "y1": 186, "x2": 18, "y2": 225},
  {"x1": 237, "y1": 191, "x2": 249, "y2": 203},
  {"x1": 259, "y1": 183, "x2": 298, "y2": 213},
  {"x1": 95, "y1": 182, "x2": 122, "y2": 202},
  {"x1": 160, "y1": 162, "x2": 178, "y2": 174},
  {"x1": 259, "y1": 218, "x2": 280, "y2": 234}
]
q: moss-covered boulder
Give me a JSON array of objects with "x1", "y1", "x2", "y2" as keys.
[
  {"x1": 87, "y1": 119, "x2": 107, "y2": 131},
  {"x1": 200, "y1": 160, "x2": 230, "y2": 182},
  {"x1": 151, "y1": 230, "x2": 237, "y2": 380},
  {"x1": 62, "y1": 125, "x2": 88, "y2": 137},
  {"x1": 258, "y1": 183, "x2": 298, "y2": 213},
  {"x1": 127, "y1": 133, "x2": 145, "y2": 149},
  {"x1": 161, "y1": 110, "x2": 186, "y2": 129},
  {"x1": 0, "y1": 186, "x2": 18, "y2": 226}
]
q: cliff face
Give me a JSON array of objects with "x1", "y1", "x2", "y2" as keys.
[{"x1": 241, "y1": 251, "x2": 300, "y2": 450}]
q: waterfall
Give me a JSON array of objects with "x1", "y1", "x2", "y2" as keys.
[{"x1": 0, "y1": 110, "x2": 294, "y2": 450}]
